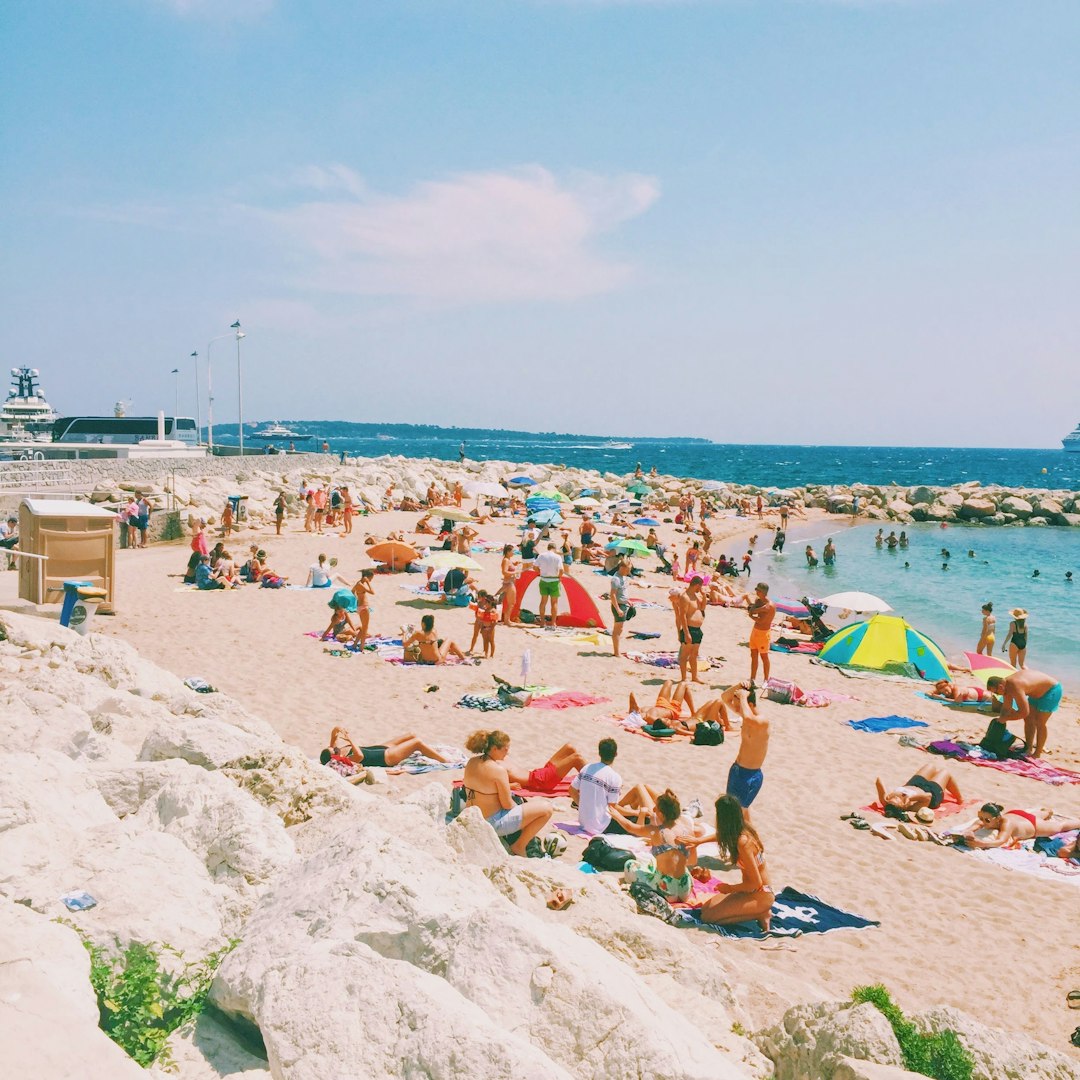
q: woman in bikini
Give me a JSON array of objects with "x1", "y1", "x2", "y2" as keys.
[
  {"x1": 627, "y1": 680, "x2": 697, "y2": 727},
  {"x1": 876, "y1": 762, "x2": 963, "y2": 815},
  {"x1": 467, "y1": 591, "x2": 499, "y2": 658},
  {"x1": 611, "y1": 789, "x2": 696, "y2": 902},
  {"x1": 351, "y1": 569, "x2": 376, "y2": 650},
  {"x1": 962, "y1": 803, "x2": 1080, "y2": 849},
  {"x1": 403, "y1": 614, "x2": 468, "y2": 664},
  {"x1": 462, "y1": 729, "x2": 553, "y2": 857},
  {"x1": 324, "y1": 726, "x2": 448, "y2": 772},
  {"x1": 929, "y1": 679, "x2": 993, "y2": 705},
  {"x1": 498, "y1": 544, "x2": 520, "y2": 626},
  {"x1": 1002, "y1": 609, "x2": 1028, "y2": 668},
  {"x1": 976, "y1": 602, "x2": 996, "y2": 656},
  {"x1": 697, "y1": 794, "x2": 774, "y2": 930}
]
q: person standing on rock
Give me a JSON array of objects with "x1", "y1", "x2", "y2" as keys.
[
  {"x1": 459, "y1": 441, "x2": 466, "y2": 464},
  {"x1": 986, "y1": 668, "x2": 1061, "y2": 758},
  {"x1": 747, "y1": 583, "x2": 776, "y2": 686}
]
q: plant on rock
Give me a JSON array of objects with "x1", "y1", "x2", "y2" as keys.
[{"x1": 851, "y1": 984, "x2": 973, "y2": 1080}]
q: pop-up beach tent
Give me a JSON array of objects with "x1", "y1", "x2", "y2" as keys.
[
  {"x1": 818, "y1": 614, "x2": 949, "y2": 681},
  {"x1": 510, "y1": 569, "x2": 606, "y2": 629}
]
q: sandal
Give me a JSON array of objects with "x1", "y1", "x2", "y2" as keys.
[
  {"x1": 1068, "y1": 990, "x2": 1080, "y2": 1010},
  {"x1": 546, "y1": 888, "x2": 574, "y2": 911},
  {"x1": 849, "y1": 817, "x2": 870, "y2": 830}
]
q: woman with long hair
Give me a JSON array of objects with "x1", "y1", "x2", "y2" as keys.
[
  {"x1": 611, "y1": 789, "x2": 695, "y2": 902},
  {"x1": 699, "y1": 794, "x2": 774, "y2": 930},
  {"x1": 462, "y1": 729, "x2": 552, "y2": 857}
]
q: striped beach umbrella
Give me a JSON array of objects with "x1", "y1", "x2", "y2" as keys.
[{"x1": 819, "y1": 614, "x2": 949, "y2": 681}]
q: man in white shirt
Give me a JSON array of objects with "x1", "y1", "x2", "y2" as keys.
[
  {"x1": 535, "y1": 543, "x2": 563, "y2": 627},
  {"x1": 571, "y1": 739, "x2": 624, "y2": 835}
]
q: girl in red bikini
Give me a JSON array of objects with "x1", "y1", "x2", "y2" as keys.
[
  {"x1": 467, "y1": 591, "x2": 499, "y2": 658},
  {"x1": 962, "y1": 803, "x2": 1080, "y2": 848}
]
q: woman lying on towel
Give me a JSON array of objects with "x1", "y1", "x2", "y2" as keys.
[
  {"x1": 876, "y1": 762, "x2": 963, "y2": 817},
  {"x1": 696, "y1": 795, "x2": 774, "y2": 930},
  {"x1": 463, "y1": 729, "x2": 553, "y2": 857},
  {"x1": 506, "y1": 743, "x2": 585, "y2": 794},
  {"x1": 323, "y1": 727, "x2": 449, "y2": 773},
  {"x1": 961, "y1": 804, "x2": 1080, "y2": 849},
  {"x1": 627, "y1": 681, "x2": 732, "y2": 735},
  {"x1": 612, "y1": 789, "x2": 700, "y2": 902},
  {"x1": 929, "y1": 679, "x2": 995, "y2": 705}
]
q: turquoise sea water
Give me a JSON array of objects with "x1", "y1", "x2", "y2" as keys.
[{"x1": 761, "y1": 523, "x2": 1079, "y2": 688}]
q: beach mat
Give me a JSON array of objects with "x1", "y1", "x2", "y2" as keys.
[
  {"x1": 925, "y1": 743, "x2": 1080, "y2": 786},
  {"x1": 848, "y1": 716, "x2": 928, "y2": 734},
  {"x1": 946, "y1": 832, "x2": 1080, "y2": 887},
  {"x1": 858, "y1": 792, "x2": 973, "y2": 821},
  {"x1": 530, "y1": 691, "x2": 609, "y2": 710},
  {"x1": 679, "y1": 886, "x2": 879, "y2": 939},
  {"x1": 916, "y1": 692, "x2": 990, "y2": 710}
]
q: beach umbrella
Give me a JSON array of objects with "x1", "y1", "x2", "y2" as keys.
[
  {"x1": 530, "y1": 508, "x2": 564, "y2": 526},
  {"x1": 464, "y1": 481, "x2": 508, "y2": 498},
  {"x1": 633, "y1": 517, "x2": 660, "y2": 526},
  {"x1": 627, "y1": 481, "x2": 650, "y2": 495},
  {"x1": 573, "y1": 496, "x2": 600, "y2": 508},
  {"x1": 955, "y1": 651, "x2": 1014, "y2": 687},
  {"x1": 820, "y1": 591, "x2": 893, "y2": 614},
  {"x1": 415, "y1": 551, "x2": 483, "y2": 571},
  {"x1": 366, "y1": 540, "x2": 418, "y2": 570},
  {"x1": 534, "y1": 489, "x2": 568, "y2": 501},
  {"x1": 605, "y1": 537, "x2": 651, "y2": 557},
  {"x1": 329, "y1": 588, "x2": 357, "y2": 613},
  {"x1": 773, "y1": 597, "x2": 812, "y2": 620},
  {"x1": 437, "y1": 507, "x2": 474, "y2": 523},
  {"x1": 819, "y1": 614, "x2": 949, "y2": 681},
  {"x1": 508, "y1": 476, "x2": 536, "y2": 486}
]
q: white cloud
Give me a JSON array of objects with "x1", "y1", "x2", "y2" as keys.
[{"x1": 255, "y1": 165, "x2": 660, "y2": 304}]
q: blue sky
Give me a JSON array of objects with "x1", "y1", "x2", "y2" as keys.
[{"x1": 2, "y1": 0, "x2": 1078, "y2": 447}]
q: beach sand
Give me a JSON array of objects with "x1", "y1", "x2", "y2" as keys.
[{"x1": 5, "y1": 495, "x2": 1078, "y2": 1056}]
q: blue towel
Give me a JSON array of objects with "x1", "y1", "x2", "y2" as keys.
[
  {"x1": 631, "y1": 631, "x2": 662, "y2": 640},
  {"x1": 916, "y1": 692, "x2": 989, "y2": 709},
  {"x1": 683, "y1": 886, "x2": 879, "y2": 939},
  {"x1": 848, "y1": 716, "x2": 928, "y2": 733}
]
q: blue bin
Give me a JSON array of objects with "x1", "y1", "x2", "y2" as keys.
[{"x1": 59, "y1": 580, "x2": 94, "y2": 627}]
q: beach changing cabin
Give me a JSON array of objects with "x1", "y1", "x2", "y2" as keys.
[{"x1": 18, "y1": 499, "x2": 116, "y2": 605}]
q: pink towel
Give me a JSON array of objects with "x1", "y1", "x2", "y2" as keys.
[{"x1": 530, "y1": 691, "x2": 610, "y2": 710}]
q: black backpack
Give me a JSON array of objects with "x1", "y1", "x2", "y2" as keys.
[
  {"x1": 582, "y1": 836, "x2": 636, "y2": 872},
  {"x1": 692, "y1": 721, "x2": 724, "y2": 746},
  {"x1": 979, "y1": 719, "x2": 1021, "y2": 759}
]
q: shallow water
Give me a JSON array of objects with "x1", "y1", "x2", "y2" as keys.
[{"x1": 761, "y1": 522, "x2": 1079, "y2": 687}]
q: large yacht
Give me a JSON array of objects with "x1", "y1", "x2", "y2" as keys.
[
  {"x1": 1064, "y1": 422, "x2": 1080, "y2": 452},
  {"x1": 252, "y1": 422, "x2": 313, "y2": 441},
  {"x1": 0, "y1": 367, "x2": 58, "y2": 439}
]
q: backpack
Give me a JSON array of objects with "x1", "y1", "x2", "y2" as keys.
[
  {"x1": 765, "y1": 678, "x2": 797, "y2": 705},
  {"x1": 979, "y1": 719, "x2": 1021, "y2": 759},
  {"x1": 692, "y1": 721, "x2": 724, "y2": 746},
  {"x1": 582, "y1": 836, "x2": 636, "y2": 872}
]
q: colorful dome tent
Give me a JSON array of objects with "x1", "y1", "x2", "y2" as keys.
[
  {"x1": 818, "y1": 614, "x2": 949, "y2": 681},
  {"x1": 510, "y1": 570, "x2": 606, "y2": 629}
]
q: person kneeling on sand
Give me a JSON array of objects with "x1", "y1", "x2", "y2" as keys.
[
  {"x1": 323, "y1": 726, "x2": 448, "y2": 777},
  {"x1": 463, "y1": 729, "x2": 553, "y2": 857},
  {"x1": 695, "y1": 795, "x2": 774, "y2": 930},
  {"x1": 614, "y1": 789, "x2": 697, "y2": 902},
  {"x1": 506, "y1": 743, "x2": 586, "y2": 795},
  {"x1": 875, "y1": 762, "x2": 963, "y2": 818},
  {"x1": 403, "y1": 614, "x2": 468, "y2": 664}
]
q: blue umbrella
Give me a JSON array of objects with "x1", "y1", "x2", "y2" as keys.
[
  {"x1": 633, "y1": 517, "x2": 660, "y2": 526},
  {"x1": 530, "y1": 509, "x2": 564, "y2": 526},
  {"x1": 577, "y1": 488, "x2": 597, "y2": 497},
  {"x1": 509, "y1": 476, "x2": 536, "y2": 486}
]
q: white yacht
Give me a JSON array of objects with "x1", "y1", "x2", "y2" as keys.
[
  {"x1": 0, "y1": 367, "x2": 58, "y2": 439},
  {"x1": 1064, "y1": 422, "x2": 1080, "y2": 452},
  {"x1": 252, "y1": 422, "x2": 313, "y2": 441}
]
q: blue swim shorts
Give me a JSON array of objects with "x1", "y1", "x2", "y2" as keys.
[
  {"x1": 1030, "y1": 682, "x2": 1063, "y2": 714},
  {"x1": 726, "y1": 761, "x2": 764, "y2": 808}
]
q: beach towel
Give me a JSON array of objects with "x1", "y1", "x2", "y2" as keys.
[
  {"x1": 630, "y1": 631, "x2": 662, "y2": 640},
  {"x1": 848, "y1": 716, "x2": 928, "y2": 734},
  {"x1": 946, "y1": 835, "x2": 1080, "y2": 887},
  {"x1": 555, "y1": 822, "x2": 649, "y2": 851},
  {"x1": 680, "y1": 887, "x2": 879, "y2": 939},
  {"x1": 530, "y1": 691, "x2": 610, "y2": 710},
  {"x1": 456, "y1": 694, "x2": 509, "y2": 712},
  {"x1": 770, "y1": 641, "x2": 823, "y2": 655},
  {"x1": 859, "y1": 792, "x2": 973, "y2": 821},
  {"x1": 596, "y1": 714, "x2": 680, "y2": 742},
  {"x1": 924, "y1": 743, "x2": 1080, "y2": 786},
  {"x1": 916, "y1": 692, "x2": 990, "y2": 709},
  {"x1": 388, "y1": 746, "x2": 467, "y2": 775}
]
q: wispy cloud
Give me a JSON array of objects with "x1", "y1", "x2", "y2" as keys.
[
  {"x1": 252, "y1": 164, "x2": 660, "y2": 305},
  {"x1": 151, "y1": 0, "x2": 273, "y2": 20}
]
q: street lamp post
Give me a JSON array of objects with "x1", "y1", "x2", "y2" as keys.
[
  {"x1": 190, "y1": 351, "x2": 200, "y2": 442},
  {"x1": 171, "y1": 368, "x2": 180, "y2": 421},
  {"x1": 205, "y1": 330, "x2": 234, "y2": 451},
  {"x1": 231, "y1": 320, "x2": 245, "y2": 456}
]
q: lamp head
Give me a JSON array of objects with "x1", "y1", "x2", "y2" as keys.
[{"x1": 230, "y1": 320, "x2": 241, "y2": 329}]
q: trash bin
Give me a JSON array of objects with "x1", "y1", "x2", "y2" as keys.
[
  {"x1": 60, "y1": 579, "x2": 107, "y2": 635},
  {"x1": 228, "y1": 495, "x2": 248, "y2": 522}
]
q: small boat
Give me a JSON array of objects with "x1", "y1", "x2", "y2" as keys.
[
  {"x1": 375, "y1": 433, "x2": 394, "y2": 441},
  {"x1": 252, "y1": 422, "x2": 314, "y2": 441},
  {"x1": 601, "y1": 440, "x2": 633, "y2": 450}
]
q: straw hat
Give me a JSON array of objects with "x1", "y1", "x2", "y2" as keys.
[
  {"x1": 1011, "y1": 608, "x2": 1028, "y2": 619},
  {"x1": 915, "y1": 807, "x2": 936, "y2": 825}
]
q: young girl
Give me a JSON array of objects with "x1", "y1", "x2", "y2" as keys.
[
  {"x1": 498, "y1": 544, "x2": 519, "y2": 626},
  {"x1": 697, "y1": 795, "x2": 774, "y2": 930},
  {"x1": 469, "y1": 591, "x2": 499, "y2": 658},
  {"x1": 686, "y1": 542, "x2": 701, "y2": 576},
  {"x1": 352, "y1": 568, "x2": 376, "y2": 649}
]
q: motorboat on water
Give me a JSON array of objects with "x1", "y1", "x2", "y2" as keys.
[
  {"x1": 601, "y1": 440, "x2": 633, "y2": 450},
  {"x1": 0, "y1": 367, "x2": 58, "y2": 439},
  {"x1": 1064, "y1": 422, "x2": 1080, "y2": 452},
  {"x1": 252, "y1": 422, "x2": 314, "y2": 441}
]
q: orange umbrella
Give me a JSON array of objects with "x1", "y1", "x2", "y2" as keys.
[{"x1": 366, "y1": 540, "x2": 418, "y2": 570}]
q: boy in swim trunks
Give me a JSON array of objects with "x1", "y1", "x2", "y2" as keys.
[
  {"x1": 506, "y1": 743, "x2": 585, "y2": 794},
  {"x1": 722, "y1": 684, "x2": 769, "y2": 810},
  {"x1": 746, "y1": 582, "x2": 776, "y2": 686},
  {"x1": 987, "y1": 668, "x2": 1063, "y2": 758}
]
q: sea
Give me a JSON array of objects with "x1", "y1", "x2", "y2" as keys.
[{"x1": 215, "y1": 422, "x2": 1079, "y2": 685}]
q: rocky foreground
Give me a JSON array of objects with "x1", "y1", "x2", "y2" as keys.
[{"x1": 2, "y1": 609, "x2": 1077, "y2": 1080}]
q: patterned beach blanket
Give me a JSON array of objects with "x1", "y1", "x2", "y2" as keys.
[
  {"x1": 925, "y1": 743, "x2": 1080, "y2": 786},
  {"x1": 679, "y1": 887, "x2": 879, "y2": 939}
]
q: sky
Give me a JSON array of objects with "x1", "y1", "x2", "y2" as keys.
[{"x1": 2, "y1": 0, "x2": 1078, "y2": 447}]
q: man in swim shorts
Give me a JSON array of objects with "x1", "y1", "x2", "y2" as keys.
[
  {"x1": 746, "y1": 582, "x2": 776, "y2": 686},
  {"x1": 722, "y1": 683, "x2": 769, "y2": 810},
  {"x1": 986, "y1": 668, "x2": 1063, "y2": 759},
  {"x1": 672, "y1": 576, "x2": 706, "y2": 683}
]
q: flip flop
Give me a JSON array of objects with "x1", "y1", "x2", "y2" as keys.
[
  {"x1": 546, "y1": 888, "x2": 574, "y2": 911},
  {"x1": 1068, "y1": 990, "x2": 1080, "y2": 1010}
]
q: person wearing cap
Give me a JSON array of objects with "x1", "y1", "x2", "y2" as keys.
[
  {"x1": 986, "y1": 667, "x2": 1063, "y2": 759},
  {"x1": 1002, "y1": 608, "x2": 1029, "y2": 668}
]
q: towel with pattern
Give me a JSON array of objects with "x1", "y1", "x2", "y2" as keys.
[{"x1": 679, "y1": 887, "x2": 880, "y2": 938}]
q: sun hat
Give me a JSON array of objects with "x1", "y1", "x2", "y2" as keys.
[
  {"x1": 915, "y1": 807, "x2": 936, "y2": 825},
  {"x1": 1011, "y1": 608, "x2": 1028, "y2": 619}
]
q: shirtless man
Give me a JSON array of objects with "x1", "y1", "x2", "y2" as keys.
[
  {"x1": 986, "y1": 668, "x2": 1063, "y2": 758},
  {"x1": 672, "y1": 576, "x2": 707, "y2": 683},
  {"x1": 721, "y1": 683, "x2": 769, "y2": 809},
  {"x1": 746, "y1": 582, "x2": 776, "y2": 685}
]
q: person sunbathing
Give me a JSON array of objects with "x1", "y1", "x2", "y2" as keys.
[
  {"x1": 403, "y1": 614, "x2": 468, "y2": 664},
  {"x1": 876, "y1": 762, "x2": 963, "y2": 815},
  {"x1": 961, "y1": 804, "x2": 1080, "y2": 849},
  {"x1": 929, "y1": 679, "x2": 993, "y2": 704},
  {"x1": 506, "y1": 743, "x2": 585, "y2": 795},
  {"x1": 628, "y1": 680, "x2": 698, "y2": 727},
  {"x1": 415, "y1": 513, "x2": 436, "y2": 534},
  {"x1": 325, "y1": 726, "x2": 448, "y2": 770},
  {"x1": 463, "y1": 729, "x2": 553, "y2": 857},
  {"x1": 614, "y1": 789, "x2": 696, "y2": 902}
]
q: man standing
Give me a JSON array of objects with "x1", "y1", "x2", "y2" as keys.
[
  {"x1": 609, "y1": 557, "x2": 633, "y2": 657},
  {"x1": 721, "y1": 684, "x2": 769, "y2": 810},
  {"x1": 535, "y1": 542, "x2": 564, "y2": 627},
  {"x1": 747, "y1": 582, "x2": 776, "y2": 686},
  {"x1": 571, "y1": 739, "x2": 624, "y2": 835},
  {"x1": 779, "y1": 503, "x2": 789, "y2": 530},
  {"x1": 459, "y1": 441, "x2": 466, "y2": 464},
  {"x1": 986, "y1": 669, "x2": 1063, "y2": 758},
  {"x1": 672, "y1": 575, "x2": 706, "y2": 683}
]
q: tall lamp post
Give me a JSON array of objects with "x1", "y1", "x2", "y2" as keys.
[
  {"x1": 190, "y1": 351, "x2": 200, "y2": 442},
  {"x1": 231, "y1": 320, "x2": 245, "y2": 456},
  {"x1": 171, "y1": 368, "x2": 180, "y2": 421},
  {"x1": 205, "y1": 330, "x2": 235, "y2": 451}
]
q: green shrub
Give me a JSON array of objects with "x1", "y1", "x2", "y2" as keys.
[
  {"x1": 851, "y1": 984, "x2": 973, "y2": 1080},
  {"x1": 63, "y1": 923, "x2": 236, "y2": 1069}
]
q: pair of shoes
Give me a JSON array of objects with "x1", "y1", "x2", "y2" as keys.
[{"x1": 846, "y1": 815, "x2": 870, "y2": 831}]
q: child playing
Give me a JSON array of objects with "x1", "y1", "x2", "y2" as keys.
[
  {"x1": 742, "y1": 550, "x2": 753, "y2": 576},
  {"x1": 469, "y1": 591, "x2": 499, "y2": 658}
]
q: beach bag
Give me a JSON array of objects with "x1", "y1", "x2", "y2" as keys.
[
  {"x1": 765, "y1": 678, "x2": 796, "y2": 705},
  {"x1": 643, "y1": 720, "x2": 676, "y2": 739},
  {"x1": 582, "y1": 837, "x2": 636, "y2": 872},
  {"x1": 979, "y1": 719, "x2": 1021, "y2": 759},
  {"x1": 692, "y1": 721, "x2": 724, "y2": 746}
]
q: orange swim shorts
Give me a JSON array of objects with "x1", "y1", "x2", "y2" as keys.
[{"x1": 749, "y1": 628, "x2": 771, "y2": 653}]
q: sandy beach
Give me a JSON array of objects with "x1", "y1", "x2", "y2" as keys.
[{"x1": 6, "y1": 465, "x2": 1076, "y2": 1064}]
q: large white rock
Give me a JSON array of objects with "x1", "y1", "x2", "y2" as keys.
[
  {"x1": 0, "y1": 901, "x2": 146, "y2": 1079},
  {"x1": 0, "y1": 750, "x2": 117, "y2": 834}
]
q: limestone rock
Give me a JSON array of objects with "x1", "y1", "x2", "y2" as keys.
[
  {"x1": 886, "y1": 499, "x2": 912, "y2": 517},
  {"x1": 0, "y1": 750, "x2": 116, "y2": 834},
  {"x1": 937, "y1": 490, "x2": 964, "y2": 509},
  {"x1": 1000, "y1": 495, "x2": 1033, "y2": 518},
  {"x1": 907, "y1": 486, "x2": 936, "y2": 505},
  {"x1": 833, "y1": 1059, "x2": 926, "y2": 1080},
  {"x1": 140, "y1": 718, "x2": 277, "y2": 770},
  {"x1": 959, "y1": 497, "x2": 996, "y2": 518}
]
